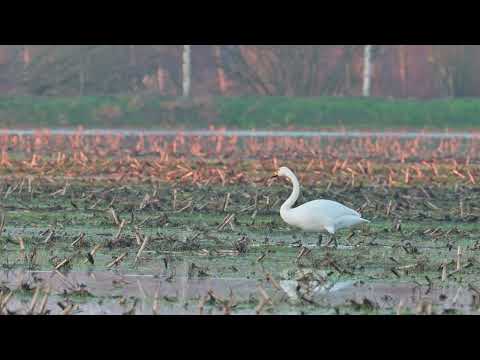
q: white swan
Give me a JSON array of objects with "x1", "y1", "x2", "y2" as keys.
[{"x1": 272, "y1": 167, "x2": 370, "y2": 245}]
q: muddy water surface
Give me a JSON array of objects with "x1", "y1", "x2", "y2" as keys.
[{"x1": 1, "y1": 269, "x2": 477, "y2": 315}]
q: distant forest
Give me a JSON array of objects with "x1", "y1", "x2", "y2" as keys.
[{"x1": 0, "y1": 45, "x2": 479, "y2": 99}]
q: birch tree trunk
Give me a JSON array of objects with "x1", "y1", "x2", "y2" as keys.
[
  {"x1": 182, "y1": 45, "x2": 191, "y2": 97},
  {"x1": 363, "y1": 45, "x2": 372, "y2": 97}
]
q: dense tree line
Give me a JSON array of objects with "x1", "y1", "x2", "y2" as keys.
[{"x1": 0, "y1": 45, "x2": 479, "y2": 99}]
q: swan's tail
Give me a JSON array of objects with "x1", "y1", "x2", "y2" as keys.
[{"x1": 336, "y1": 215, "x2": 371, "y2": 231}]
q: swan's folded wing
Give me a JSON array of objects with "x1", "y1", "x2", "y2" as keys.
[{"x1": 308, "y1": 200, "x2": 361, "y2": 219}]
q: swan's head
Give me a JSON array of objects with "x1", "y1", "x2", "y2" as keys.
[
  {"x1": 272, "y1": 167, "x2": 294, "y2": 181},
  {"x1": 276, "y1": 167, "x2": 293, "y2": 178}
]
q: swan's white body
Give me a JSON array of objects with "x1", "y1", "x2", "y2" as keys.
[{"x1": 276, "y1": 167, "x2": 369, "y2": 234}]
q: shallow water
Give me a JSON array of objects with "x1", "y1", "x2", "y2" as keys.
[
  {"x1": 1, "y1": 270, "x2": 477, "y2": 315},
  {"x1": 0, "y1": 270, "x2": 262, "y2": 315}
]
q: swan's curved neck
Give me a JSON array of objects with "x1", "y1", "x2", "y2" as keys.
[{"x1": 280, "y1": 170, "x2": 300, "y2": 215}]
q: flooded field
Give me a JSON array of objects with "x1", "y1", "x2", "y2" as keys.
[{"x1": 1, "y1": 129, "x2": 480, "y2": 315}]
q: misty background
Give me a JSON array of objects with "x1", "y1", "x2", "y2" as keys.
[
  {"x1": 0, "y1": 45, "x2": 479, "y2": 130},
  {"x1": 0, "y1": 45, "x2": 474, "y2": 98}
]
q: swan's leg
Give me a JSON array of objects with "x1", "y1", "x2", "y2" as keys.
[
  {"x1": 326, "y1": 234, "x2": 338, "y2": 248},
  {"x1": 317, "y1": 234, "x2": 323, "y2": 247},
  {"x1": 324, "y1": 226, "x2": 337, "y2": 248}
]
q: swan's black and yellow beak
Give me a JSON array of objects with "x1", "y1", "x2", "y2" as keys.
[{"x1": 271, "y1": 171, "x2": 279, "y2": 179}]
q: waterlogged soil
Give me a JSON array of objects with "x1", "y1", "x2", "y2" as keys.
[
  {"x1": 1, "y1": 181, "x2": 480, "y2": 315},
  {"x1": 0, "y1": 270, "x2": 476, "y2": 315}
]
